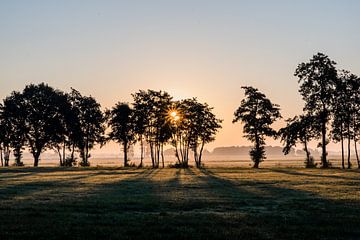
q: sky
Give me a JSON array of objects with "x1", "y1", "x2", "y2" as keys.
[{"x1": 1, "y1": 0, "x2": 360, "y2": 153}]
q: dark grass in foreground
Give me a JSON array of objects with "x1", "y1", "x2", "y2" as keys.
[{"x1": 0, "y1": 167, "x2": 359, "y2": 240}]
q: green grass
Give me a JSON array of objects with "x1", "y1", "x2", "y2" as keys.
[{"x1": 0, "y1": 167, "x2": 360, "y2": 239}]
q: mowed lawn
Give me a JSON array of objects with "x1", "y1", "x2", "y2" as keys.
[{"x1": 0, "y1": 167, "x2": 360, "y2": 240}]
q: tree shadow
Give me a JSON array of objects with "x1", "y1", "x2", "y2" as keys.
[
  {"x1": 269, "y1": 168, "x2": 360, "y2": 181},
  {"x1": 188, "y1": 168, "x2": 360, "y2": 239},
  {"x1": 1, "y1": 167, "x2": 360, "y2": 239}
]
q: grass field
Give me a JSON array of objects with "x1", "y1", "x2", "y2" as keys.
[{"x1": 0, "y1": 167, "x2": 360, "y2": 240}]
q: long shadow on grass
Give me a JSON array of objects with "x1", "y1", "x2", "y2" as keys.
[
  {"x1": 0, "y1": 168, "x2": 144, "y2": 202},
  {"x1": 1, "y1": 168, "x2": 360, "y2": 240},
  {"x1": 186, "y1": 168, "x2": 360, "y2": 239},
  {"x1": 269, "y1": 168, "x2": 360, "y2": 181}
]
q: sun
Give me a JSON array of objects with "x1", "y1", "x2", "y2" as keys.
[
  {"x1": 167, "y1": 108, "x2": 180, "y2": 122},
  {"x1": 170, "y1": 111, "x2": 177, "y2": 118}
]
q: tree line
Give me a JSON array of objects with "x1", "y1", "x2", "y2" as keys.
[
  {"x1": 233, "y1": 52, "x2": 360, "y2": 168},
  {"x1": 1, "y1": 52, "x2": 359, "y2": 169},
  {"x1": 0, "y1": 86, "x2": 222, "y2": 168}
]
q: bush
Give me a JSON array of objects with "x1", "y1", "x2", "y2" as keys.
[
  {"x1": 63, "y1": 157, "x2": 77, "y2": 167},
  {"x1": 305, "y1": 156, "x2": 317, "y2": 168},
  {"x1": 168, "y1": 162, "x2": 191, "y2": 168},
  {"x1": 79, "y1": 160, "x2": 90, "y2": 167},
  {"x1": 12, "y1": 161, "x2": 24, "y2": 167}
]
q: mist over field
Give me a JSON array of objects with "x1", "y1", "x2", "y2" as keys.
[{"x1": 15, "y1": 145, "x2": 348, "y2": 168}]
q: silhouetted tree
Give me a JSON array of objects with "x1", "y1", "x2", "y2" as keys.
[
  {"x1": 295, "y1": 53, "x2": 338, "y2": 168},
  {"x1": 346, "y1": 72, "x2": 360, "y2": 169},
  {"x1": 69, "y1": 89, "x2": 106, "y2": 166},
  {"x1": 331, "y1": 70, "x2": 356, "y2": 168},
  {"x1": 170, "y1": 98, "x2": 222, "y2": 168},
  {"x1": 18, "y1": 83, "x2": 68, "y2": 166},
  {"x1": 132, "y1": 90, "x2": 172, "y2": 168},
  {"x1": 351, "y1": 75, "x2": 360, "y2": 168},
  {"x1": 344, "y1": 72, "x2": 360, "y2": 169},
  {"x1": 190, "y1": 101, "x2": 222, "y2": 168},
  {"x1": 233, "y1": 86, "x2": 281, "y2": 168},
  {"x1": 49, "y1": 91, "x2": 80, "y2": 166},
  {"x1": 279, "y1": 115, "x2": 318, "y2": 168},
  {"x1": 132, "y1": 104, "x2": 147, "y2": 167},
  {"x1": 1, "y1": 92, "x2": 27, "y2": 166},
  {"x1": 169, "y1": 99, "x2": 195, "y2": 168},
  {"x1": 107, "y1": 102, "x2": 137, "y2": 167},
  {"x1": 0, "y1": 103, "x2": 5, "y2": 166},
  {"x1": 158, "y1": 120, "x2": 173, "y2": 168}
]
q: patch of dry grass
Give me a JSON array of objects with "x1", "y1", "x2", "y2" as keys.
[{"x1": 0, "y1": 167, "x2": 359, "y2": 239}]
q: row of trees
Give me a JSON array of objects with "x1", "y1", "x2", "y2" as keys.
[
  {"x1": 0, "y1": 85, "x2": 222, "y2": 168},
  {"x1": 0, "y1": 84, "x2": 106, "y2": 167},
  {"x1": 108, "y1": 91, "x2": 222, "y2": 168},
  {"x1": 233, "y1": 53, "x2": 360, "y2": 169}
]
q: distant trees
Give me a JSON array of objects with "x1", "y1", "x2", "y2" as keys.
[
  {"x1": 107, "y1": 103, "x2": 137, "y2": 167},
  {"x1": 233, "y1": 86, "x2": 281, "y2": 168}
]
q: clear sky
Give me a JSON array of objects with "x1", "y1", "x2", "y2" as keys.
[{"x1": 1, "y1": 0, "x2": 360, "y2": 152}]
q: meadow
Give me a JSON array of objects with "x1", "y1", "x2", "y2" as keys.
[{"x1": 0, "y1": 167, "x2": 359, "y2": 240}]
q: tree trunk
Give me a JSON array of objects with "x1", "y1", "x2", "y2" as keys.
[
  {"x1": 355, "y1": 139, "x2": 360, "y2": 169},
  {"x1": 253, "y1": 133, "x2": 261, "y2": 168},
  {"x1": 150, "y1": 142, "x2": 155, "y2": 167},
  {"x1": 184, "y1": 141, "x2": 190, "y2": 168},
  {"x1": 85, "y1": 139, "x2": 89, "y2": 166},
  {"x1": 62, "y1": 141, "x2": 66, "y2": 164},
  {"x1": 33, "y1": 151, "x2": 40, "y2": 167},
  {"x1": 156, "y1": 143, "x2": 160, "y2": 168},
  {"x1": 124, "y1": 141, "x2": 128, "y2": 167},
  {"x1": 304, "y1": 140, "x2": 310, "y2": 166},
  {"x1": 340, "y1": 129, "x2": 345, "y2": 169},
  {"x1": 198, "y1": 141, "x2": 205, "y2": 168},
  {"x1": 253, "y1": 160, "x2": 260, "y2": 168},
  {"x1": 14, "y1": 147, "x2": 23, "y2": 166},
  {"x1": 140, "y1": 136, "x2": 144, "y2": 167},
  {"x1": 4, "y1": 146, "x2": 10, "y2": 167},
  {"x1": 0, "y1": 147, "x2": 3, "y2": 167},
  {"x1": 179, "y1": 135, "x2": 184, "y2": 164},
  {"x1": 57, "y1": 147, "x2": 63, "y2": 166},
  {"x1": 161, "y1": 143, "x2": 164, "y2": 168},
  {"x1": 321, "y1": 118, "x2": 328, "y2": 168},
  {"x1": 193, "y1": 144, "x2": 199, "y2": 168},
  {"x1": 71, "y1": 143, "x2": 75, "y2": 161},
  {"x1": 347, "y1": 124, "x2": 352, "y2": 169},
  {"x1": 174, "y1": 140, "x2": 181, "y2": 164}
]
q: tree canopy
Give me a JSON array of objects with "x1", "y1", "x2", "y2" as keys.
[
  {"x1": 295, "y1": 52, "x2": 338, "y2": 168},
  {"x1": 233, "y1": 86, "x2": 281, "y2": 168}
]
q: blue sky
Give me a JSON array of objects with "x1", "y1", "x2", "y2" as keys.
[{"x1": 1, "y1": 0, "x2": 359, "y2": 149}]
